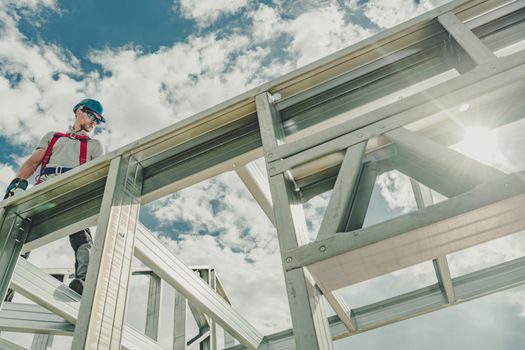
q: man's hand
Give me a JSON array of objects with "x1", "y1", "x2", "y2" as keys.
[{"x1": 4, "y1": 178, "x2": 28, "y2": 200}]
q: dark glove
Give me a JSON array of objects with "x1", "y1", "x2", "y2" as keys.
[{"x1": 4, "y1": 178, "x2": 28, "y2": 200}]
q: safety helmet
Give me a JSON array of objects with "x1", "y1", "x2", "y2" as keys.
[{"x1": 73, "y1": 99, "x2": 106, "y2": 123}]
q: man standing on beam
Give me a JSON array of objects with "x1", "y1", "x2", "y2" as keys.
[{"x1": 3, "y1": 99, "x2": 106, "y2": 297}]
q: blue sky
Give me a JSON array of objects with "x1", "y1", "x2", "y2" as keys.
[{"x1": 1, "y1": 0, "x2": 525, "y2": 349}]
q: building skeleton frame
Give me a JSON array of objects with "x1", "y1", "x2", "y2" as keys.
[{"x1": 0, "y1": 0, "x2": 524, "y2": 348}]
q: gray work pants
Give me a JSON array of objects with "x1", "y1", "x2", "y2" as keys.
[
  {"x1": 69, "y1": 228, "x2": 93, "y2": 281},
  {"x1": 5, "y1": 229, "x2": 92, "y2": 301}
]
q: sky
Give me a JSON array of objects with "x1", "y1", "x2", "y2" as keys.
[{"x1": 0, "y1": 0, "x2": 524, "y2": 349}]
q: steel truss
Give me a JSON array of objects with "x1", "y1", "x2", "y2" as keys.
[{"x1": 0, "y1": 0, "x2": 524, "y2": 349}]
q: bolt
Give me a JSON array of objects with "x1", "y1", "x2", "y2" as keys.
[
  {"x1": 286, "y1": 257, "x2": 293, "y2": 263},
  {"x1": 319, "y1": 245, "x2": 326, "y2": 252},
  {"x1": 357, "y1": 133, "x2": 364, "y2": 138},
  {"x1": 272, "y1": 92, "x2": 283, "y2": 102},
  {"x1": 119, "y1": 231, "x2": 125, "y2": 237}
]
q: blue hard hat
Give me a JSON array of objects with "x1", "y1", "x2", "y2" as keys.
[{"x1": 73, "y1": 99, "x2": 106, "y2": 123}]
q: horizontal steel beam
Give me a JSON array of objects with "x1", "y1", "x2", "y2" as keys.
[
  {"x1": 0, "y1": 302, "x2": 74, "y2": 335},
  {"x1": 284, "y1": 172, "x2": 525, "y2": 291},
  {"x1": 269, "y1": 52, "x2": 525, "y2": 174}
]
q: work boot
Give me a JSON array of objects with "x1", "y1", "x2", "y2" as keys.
[{"x1": 69, "y1": 278, "x2": 84, "y2": 296}]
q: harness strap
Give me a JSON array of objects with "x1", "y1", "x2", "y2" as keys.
[{"x1": 36, "y1": 132, "x2": 90, "y2": 184}]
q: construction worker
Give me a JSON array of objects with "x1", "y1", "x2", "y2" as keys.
[{"x1": 3, "y1": 99, "x2": 105, "y2": 297}]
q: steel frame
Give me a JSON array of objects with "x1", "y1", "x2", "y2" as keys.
[{"x1": 0, "y1": 0, "x2": 523, "y2": 349}]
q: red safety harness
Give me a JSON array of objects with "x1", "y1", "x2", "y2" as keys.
[{"x1": 36, "y1": 132, "x2": 90, "y2": 184}]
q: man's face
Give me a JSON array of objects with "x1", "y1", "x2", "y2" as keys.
[{"x1": 79, "y1": 108, "x2": 103, "y2": 132}]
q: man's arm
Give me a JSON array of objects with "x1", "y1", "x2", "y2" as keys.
[
  {"x1": 4, "y1": 148, "x2": 46, "y2": 200},
  {"x1": 16, "y1": 148, "x2": 46, "y2": 180}
]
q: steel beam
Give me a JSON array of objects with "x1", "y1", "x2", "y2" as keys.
[
  {"x1": 121, "y1": 326, "x2": 167, "y2": 350},
  {"x1": 173, "y1": 290, "x2": 186, "y2": 350},
  {"x1": 134, "y1": 225, "x2": 263, "y2": 350},
  {"x1": 8, "y1": 257, "x2": 167, "y2": 349},
  {"x1": 0, "y1": 336, "x2": 28, "y2": 350},
  {"x1": 0, "y1": 208, "x2": 30, "y2": 304},
  {"x1": 0, "y1": 302, "x2": 74, "y2": 335},
  {"x1": 323, "y1": 291, "x2": 356, "y2": 333},
  {"x1": 344, "y1": 163, "x2": 379, "y2": 231},
  {"x1": 411, "y1": 180, "x2": 456, "y2": 304},
  {"x1": 386, "y1": 127, "x2": 505, "y2": 197},
  {"x1": 31, "y1": 334, "x2": 53, "y2": 350},
  {"x1": 11, "y1": 259, "x2": 79, "y2": 324},
  {"x1": 256, "y1": 92, "x2": 333, "y2": 350},
  {"x1": 236, "y1": 163, "x2": 275, "y2": 225},
  {"x1": 285, "y1": 172, "x2": 525, "y2": 291},
  {"x1": 215, "y1": 277, "x2": 236, "y2": 348},
  {"x1": 72, "y1": 156, "x2": 143, "y2": 350},
  {"x1": 316, "y1": 142, "x2": 367, "y2": 240},
  {"x1": 227, "y1": 255, "x2": 525, "y2": 349},
  {"x1": 186, "y1": 329, "x2": 210, "y2": 350},
  {"x1": 268, "y1": 52, "x2": 525, "y2": 174},
  {"x1": 145, "y1": 273, "x2": 162, "y2": 341},
  {"x1": 0, "y1": 1, "x2": 517, "y2": 219},
  {"x1": 438, "y1": 12, "x2": 496, "y2": 65}
]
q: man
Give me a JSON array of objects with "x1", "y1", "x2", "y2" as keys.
[{"x1": 4, "y1": 98, "x2": 106, "y2": 296}]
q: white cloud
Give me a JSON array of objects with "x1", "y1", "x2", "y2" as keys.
[
  {"x1": 0, "y1": 162, "x2": 16, "y2": 189},
  {"x1": 177, "y1": 0, "x2": 249, "y2": 26},
  {"x1": 284, "y1": 4, "x2": 372, "y2": 67},
  {"x1": 250, "y1": 2, "x2": 372, "y2": 67},
  {"x1": 364, "y1": 0, "x2": 450, "y2": 29},
  {"x1": 376, "y1": 170, "x2": 417, "y2": 213},
  {"x1": 87, "y1": 32, "x2": 293, "y2": 150},
  {"x1": 0, "y1": 3, "x2": 84, "y2": 144},
  {"x1": 0, "y1": 0, "x2": 58, "y2": 13}
]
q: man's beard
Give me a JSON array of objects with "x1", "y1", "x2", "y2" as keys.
[{"x1": 81, "y1": 124, "x2": 93, "y2": 134}]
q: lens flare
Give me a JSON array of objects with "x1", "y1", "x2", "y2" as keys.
[{"x1": 455, "y1": 126, "x2": 501, "y2": 165}]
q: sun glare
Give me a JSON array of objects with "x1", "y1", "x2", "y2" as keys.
[{"x1": 454, "y1": 126, "x2": 502, "y2": 166}]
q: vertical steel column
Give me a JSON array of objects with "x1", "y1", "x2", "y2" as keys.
[
  {"x1": 411, "y1": 180, "x2": 456, "y2": 303},
  {"x1": 197, "y1": 269, "x2": 215, "y2": 350},
  {"x1": 256, "y1": 92, "x2": 333, "y2": 350},
  {"x1": 145, "y1": 273, "x2": 162, "y2": 340},
  {"x1": 173, "y1": 289, "x2": 186, "y2": 350},
  {"x1": 72, "y1": 155, "x2": 143, "y2": 349},
  {"x1": 208, "y1": 269, "x2": 217, "y2": 350},
  {"x1": 0, "y1": 208, "x2": 30, "y2": 304},
  {"x1": 31, "y1": 334, "x2": 53, "y2": 350}
]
